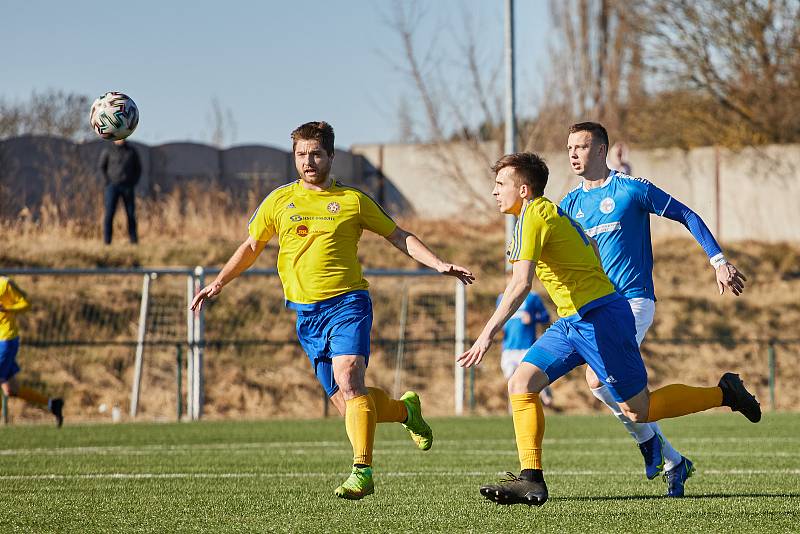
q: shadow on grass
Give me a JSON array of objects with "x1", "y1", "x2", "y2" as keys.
[{"x1": 553, "y1": 492, "x2": 800, "y2": 502}]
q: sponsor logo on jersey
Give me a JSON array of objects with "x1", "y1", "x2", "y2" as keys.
[
  {"x1": 296, "y1": 225, "x2": 309, "y2": 237},
  {"x1": 290, "y1": 215, "x2": 334, "y2": 222},
  {"x1": 576, "y1": 209, "x2": 584, "y2": 218},
  {"x1": 584, "y1": 221, "x2": 622, "y2": 237},
  {"x1": 600, "y1": 197, "x2": 616, "y2": 214},
  {"x1": 606, "y1": 375, "x2": 617, "y2": 384},
  {"x1": 286, "y1": 202, "x2": 296, "y2": 209},
  {"x1": 327, "y1": 202, "x2": 340, "y2": 214}
]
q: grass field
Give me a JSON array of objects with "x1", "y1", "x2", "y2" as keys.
[{"x1": 0, "y1": 413, "x2": 798, "y2": 533}]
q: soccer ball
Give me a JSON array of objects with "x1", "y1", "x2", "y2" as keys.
[{"x1": 89, "y1": 91, "x2": 139, "y2": 141}]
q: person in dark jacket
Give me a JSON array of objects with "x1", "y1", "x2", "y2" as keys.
[{"x1": 98, "y1": 139, "x2": 141, "y2": 244}]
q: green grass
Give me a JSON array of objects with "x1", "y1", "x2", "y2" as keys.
[{"x1": 0, "y1": 413, "x2": 798, "y2": 533}]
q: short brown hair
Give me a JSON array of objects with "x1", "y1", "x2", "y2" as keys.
[
  {"x1": 491, "y1": 152, "x2": 549, "y2": 197},
  {"x1": 569, "y1": 122, "x2": 609, "y2": 147},
  {"x1": 291, "y1": 121, "x2": 335, "y2": 156}
]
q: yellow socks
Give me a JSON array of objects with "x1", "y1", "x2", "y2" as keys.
[
  {"x1": 343, "y1": 389, "x2": 407, "y2": 467},
  {"x1": 647, "y1": 384, "x2": 723, "y2": 421},
  {"x1": 16, "y1": 386, "x2": 49, "y2": 406},
  {"x1": 511, "y1": 392, "x2": 544, "y2": 470},
  {"x1": 368, "y1": 387, "x2": 408, "y2": 423},
  {"x1": 345, "y1": 394, "x2": 377, "y2": 466}
]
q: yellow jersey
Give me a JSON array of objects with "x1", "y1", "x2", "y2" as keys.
[
  {"x1": 248, "y1": 179, "x2": 397, "y2": 306},
  {"x1": 508, "y1": 197, "x2": 617, "y2": 318},
  {"x1": 0, "y1": 277, "x2": 30, "y2": 340}
]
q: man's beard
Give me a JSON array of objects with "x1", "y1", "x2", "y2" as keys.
[{"x1": 303, "y1": 170, "x2": 329, "y2": 184}]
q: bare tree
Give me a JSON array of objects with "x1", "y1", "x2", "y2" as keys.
[
  {"x1": 380, "y1": 1, "x2": 502, "y2": 209},
  {"x1": 0, "y1": 90, "x2": 92, "y2": 142},
  {"x1": 394, "y1": 95, "x2": 418, "y2": 143},
  {"x1": 207, "y1": 96, "x2": 238, "y2": 148},
  {"x1": 636, "y1": 0, "x2": 800, "y2": 145},
  {"x1": 546, "y1": 0, "x2": 644, "y2": 138},
  {"x1": 380, "y1": 0, "x2": 799, "y2": 168}
]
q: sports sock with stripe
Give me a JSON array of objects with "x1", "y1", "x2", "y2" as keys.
[{"x1": 591, "y1": 384, "x2": 682, "y2": 469}]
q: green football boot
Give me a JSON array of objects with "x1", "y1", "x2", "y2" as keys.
[
  {"x1": 401, "y1": 391, "x2": 433, "y2": 451},
  {"x1": 334, "y1": 466, "x2": 374, "y2": 500}
]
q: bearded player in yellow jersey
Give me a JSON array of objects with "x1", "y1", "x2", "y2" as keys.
[
  {"x1": 458, "y1": 153, "x2": 760, "y2": 506},
  {"x1": 191, "y1": 121, "x2": 474, "y2": 500}
]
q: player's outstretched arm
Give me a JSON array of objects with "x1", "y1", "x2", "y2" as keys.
[
  {"x1": 715, "y1": 261, "x2": 747, "y2": 296},
  {"x1": 190, "y1": 236, "x2": 269, "y2": 311},
  {"x1": 655, "y1": 192, "x2": 747, "y2": 295},
  {"x1": 457, "y1": 261, "x2": 535, "y2": 368},
  {"x1": 384, "y1": 227, "x2": 475, "y2": 286}
]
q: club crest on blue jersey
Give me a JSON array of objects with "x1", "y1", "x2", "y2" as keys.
[
  {"x1": 559, "y1": 168, "x2": 721, "y2": 304},
  {"x1": 600, "y1": 197, "x2": 616, "y2": 214}
]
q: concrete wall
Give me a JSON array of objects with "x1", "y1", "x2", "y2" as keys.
[
  {"x1": 0, "y1": 136, "x2": 404, "y2": 218},
  {"x1": 221, "y1": 145, "x2": 292, "y2": 189},
  {"x1": 351, "y1": 141, "x2": 800, "y2": 242},
  {"x1": 350, "y1": 141, "x2": 501, "y2": 217},
  {"x1": 2, "y1": 135, "x2": 798, "y2": 241}
]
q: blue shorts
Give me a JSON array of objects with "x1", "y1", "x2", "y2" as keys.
[
  {"x1": 0, "y1": 337, "x2": 21, "y2": 382},
  {"x1": 522, "y1": 296, "x2": 647, "y2": 402},
  {"x1": 295, "y1": 290, "x2": 372, "y2": 397}
]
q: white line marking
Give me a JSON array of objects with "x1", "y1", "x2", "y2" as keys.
[
  {"x1": 0, "y1": 469, "x2": 798, "y2": 482},
  {"x1": 1, "y1": 436, "x2": 796, "y2": 456}
]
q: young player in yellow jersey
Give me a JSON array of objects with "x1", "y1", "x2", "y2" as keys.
[
  {"x1": 0, "y1": 277, "x2": 64, "y2": 426},
  {"x1": 191, "y1": 121, "x2": 474, "y2": 500},
  {"x1": 458, "y1": 153, "x2": 760, "y2": 506}
]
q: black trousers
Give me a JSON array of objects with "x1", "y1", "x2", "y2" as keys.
[{"x1": 103, "y1": 184, "x2": 137, "y2": 244}]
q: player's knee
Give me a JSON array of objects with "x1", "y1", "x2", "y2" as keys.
[
  {"x1": 335, "y1": 370, "x2": 366, "y2": 399},
  {"x1": 336, "y1": 380, "x2": 363, "y2": 400},
  {"x1": 584, "y1": 368, "x2": 602, "y2": 389},
  {"x1": 507, "y1": 370, "x2": 546, "y2": 395},
  {"x1": 622, "y1": 405, "x2": 648, "y2": 423}
]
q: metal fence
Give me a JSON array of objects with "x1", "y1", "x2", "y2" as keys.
[
  {"x1": 0, "y1": 268, "x2": 467, "y2": 423},
  {"x1": 1, "y1": 267, "x2": 797, "y2": 423},
  {"x1": 639, "y1": 337, "x2": 800, "y2": 412}
]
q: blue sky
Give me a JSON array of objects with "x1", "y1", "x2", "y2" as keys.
[{"x1": 1, "y1": 1, "x2": 551, "y2": 149}]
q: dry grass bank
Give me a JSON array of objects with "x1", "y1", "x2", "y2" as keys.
[{"x1": 2, "y1": 206, "x2": 799, "y2": 422}]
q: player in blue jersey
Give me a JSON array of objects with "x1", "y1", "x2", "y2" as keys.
[
  {"x1": 560, "y1": 122, "x2": 747, "y2": 497},
  {"x1": 496, "y1": 285, "x2": 552, "y2": 406},
  {"x1": 462, "y1": 152, "x2": 759, "y2": 507}
]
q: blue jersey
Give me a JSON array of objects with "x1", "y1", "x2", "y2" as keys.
[
  {"x1": 560, "y1": 170, "x2": 722, "y2": 300},
  {"x1": 496, "y1": 292, "x2": 550, "y2": 350}
]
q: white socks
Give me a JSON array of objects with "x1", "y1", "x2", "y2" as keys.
[{"x1": 591, "y1": 385, "x2": 682, "y2": 470}]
